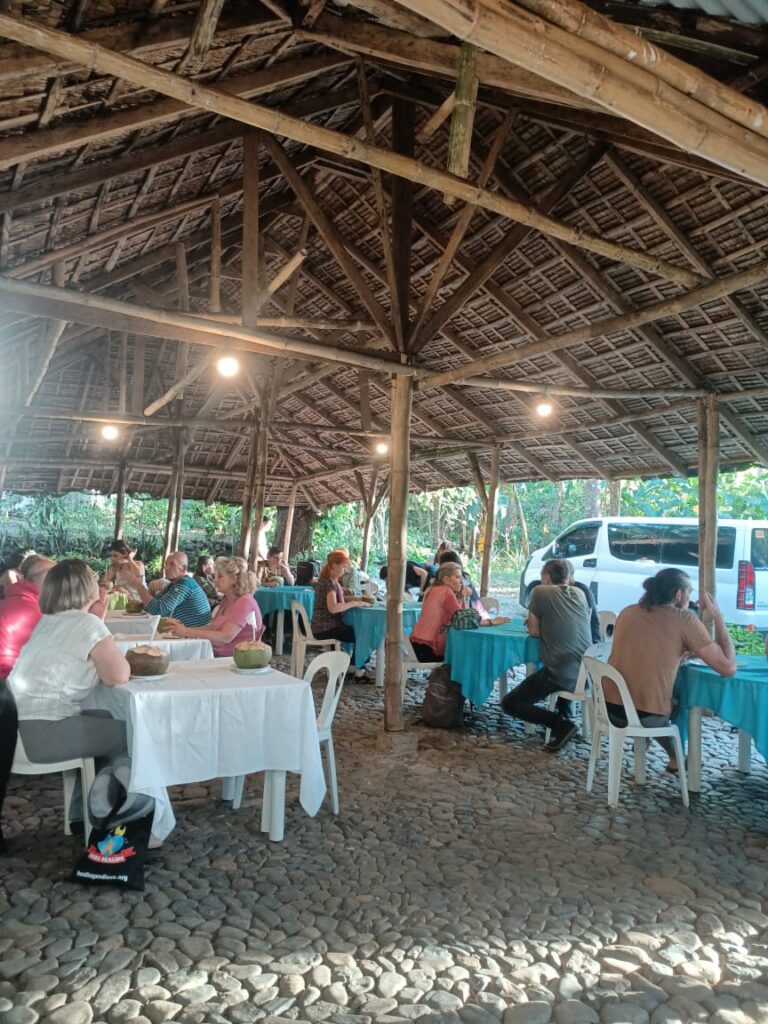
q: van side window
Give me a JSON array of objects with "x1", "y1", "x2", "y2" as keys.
[
  {"x1": 608, "y1": 523, "x2": 736, "y2": 568},
  {"x1": 553, "y1": 523, "x2": 599, "y2": 558},
  {"x1": 752, "y1": 529, "x2": 768, "y2": 570},
  {"x1": 608, "y1": 523, "x2": 662, "y2": 562}
]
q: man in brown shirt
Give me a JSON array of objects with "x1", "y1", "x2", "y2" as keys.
[{"x1": 607, "y1": 568, "x2": 736, "y2": 772}]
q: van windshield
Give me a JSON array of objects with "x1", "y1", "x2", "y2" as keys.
[{"x1": 607, "y1": 523, "x2": 736, "y2": 568}]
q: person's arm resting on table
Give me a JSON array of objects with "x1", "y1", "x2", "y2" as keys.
[
  {"x1": 526, "y1": 611, "x2": 541, "y2": 637},
  {"x1": 327, "y1": 587, "x2": 364, "y2": 615},
  {"x1": 695, "y1": 592, "x2": 737, "y2": 676}
]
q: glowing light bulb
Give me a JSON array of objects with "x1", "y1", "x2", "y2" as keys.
[
  {"x1": 535, "y1": 399, "x2": 554, "y2": 418},
  {"x1": 101, "y1": 424, "x2": 119, "y2": 441},
  {"x1": 217, "y1": 354, "x2": 240, "y2": 377},
  {"x1": 375, "y1": 442, "x2": 389, "y2": 455}
]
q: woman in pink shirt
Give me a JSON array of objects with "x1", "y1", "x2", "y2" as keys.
[
  {"x1": 165, "y1": 556, "x2": 262, "y2": 657},
  {"x1": 410, "y1": 563, "x2": 468, "y2": 662}
]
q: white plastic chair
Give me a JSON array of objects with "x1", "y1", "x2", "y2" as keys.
[
  {"x1": 305, "y1": 651, "x2": 350, "y2": 814},
  {"x1": 12, "y1": 732, "x2": 95, "y2": 847},
  {"x1": 481, "y1": 596, "x2": 500, "y2": 617},
  {"x1": 290, "y1": 600, "x2": 342, "y2": 677},
  {"x1": 229, "y1": 650, "x2": 351, "y2": 816},
  {"x1": 582, "y1": 656, "x2": 688, "y2": 808},
  {"x1": 598, "y1": 610, "x2": 617, "y2": 641},
  {"x1": 543, "y1": 657, "x2": 594, "y2": 747},
  {"x1": 400, "y1": 629, "x2": 441, "y2": 697}
]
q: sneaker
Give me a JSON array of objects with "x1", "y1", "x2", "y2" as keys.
[{"x1": 545, "y1": 721, "x2": 578, "y2": 752}]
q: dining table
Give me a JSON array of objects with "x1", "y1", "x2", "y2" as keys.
[
  {"x1": 445, "y1": 619, "x2": 542, "y2": 707},
  {"x1": 114, "y1": 636, "x2": 214, "y2": 661},
  {"x1": 676, "y1": 655, "x2": 768, "y2": 793},
  {"x1": 255, "y1": 585, "x2": 315, "y2": 655},
  {"x1": 343, "y1": 602, "x2": 421, "y2": 686},
  {"x1": 105, "y1": 610, "x2": 161, "y2": 637},
  {"x1": 83, "y1": 657, "x2": 326, "y2": 842}
]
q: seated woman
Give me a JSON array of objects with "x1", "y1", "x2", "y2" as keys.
[
  {"x1": 101, "y1": 540, "x2": 146, "y2": 593},
  {"x1": 194, "y1": 554, "x2": 220, "y2": 608},
  {"x1": 261, "y1": 546, "x2": 294, "y2": 586},
  {"x1": 311, "y1": 550, "x2": 367, "y2": 647},
  {"x1": 8, "y1": 559, "x2": 130, "y2": 767},
  {"x1": 165, "y1": 556, "x2": 262, "y2": 657},
  {"x1": 0, "y1": 549, "x2": 36, "y2": 595},
  {"x1": 428, "y1": 539, "x2": 454, "y2": 573},
  {"x1": 410, "y1": 563, "x2": 499, "y2": 662},
  {"x1": 422, "y1": 551, "x2": 484, "y2": 609}
]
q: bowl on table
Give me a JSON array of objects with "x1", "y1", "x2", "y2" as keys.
[
  {"x1": 233, "y1": 640, "x2": 272, "y2": 671},
  {"x1": 360, "y1": 594, "x2": 376, "y2": 606},
  {"x1": 125, "y1": 600, "x2": 145, "y2": 615}
]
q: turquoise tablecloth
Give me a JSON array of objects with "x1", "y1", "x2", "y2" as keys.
[
  {"x1": 255, "y1": 585, "x2": 314, "y2": 620},
  {"x1": 676, "y1": 656, "x2": 768, "y2": 760},
  {"x1": 344, "y1": 604, "x2": 421, "y2": 668},
  {"x1": 445, "y1": 621, "x2": 542, "y2": 707}
]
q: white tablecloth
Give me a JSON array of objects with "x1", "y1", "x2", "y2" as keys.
[
  {"x1": 83, "y1": 658, "x2": 325, "y2": 840},
  {"x1": 105, "y1": 611, "x2": 161, "y2": 637},
  {"x1": 114, "y1": 637, "x2": 214, "y2": 661}
]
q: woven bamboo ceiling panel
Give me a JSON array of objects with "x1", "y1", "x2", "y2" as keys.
[{"x1": 0, "y1": 0, "x2": 767, "y2": 508}]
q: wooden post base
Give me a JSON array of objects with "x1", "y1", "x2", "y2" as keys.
[{"x1": 376, "y1": 729, "x2": 419, "y2": 757}]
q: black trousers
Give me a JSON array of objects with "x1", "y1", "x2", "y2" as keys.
[
  {"x1": 0, "y1": 681, "x2": 19, "y2": 851},
  {"x1": 500, "y1": 667, "x2": 574, "y2": 730},
  {"x1": 314, "y1": 623, "x2": 356, "y2": 644},
  {"x1": 411, "y1": 641, "x2": 442, "y2": 663}
]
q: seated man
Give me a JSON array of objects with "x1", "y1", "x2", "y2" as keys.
[
  {"x1": 124, "y1": 551, "x2": 211, "y2": 628},
  {"x1": 0, "y1": 554, "x2": 56, "y2": 678},
  {"x1": 501, "y1": 558, "x2": 591, "y2": 752},
  {"x1": 379, "y1": 559, "x2": 428, "y2": 594},
  {"x1": 607, "y1": 567, "x2": 735, "y2": 773}
]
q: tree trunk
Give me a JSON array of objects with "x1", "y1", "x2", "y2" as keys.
[
  {"x1": 360, "y1": 508, "x2": 374, "y2": 572},
  {"x1": 114, "y1": 460, "x2": 126, "y2": 540},
  {"x1": 606, "y1": 479, "x2": 622, "y2": 515},
  {"x1": 287, "y1": 507, "x2": 317, "y2": 560},
  {"x1": 584, "y1": 478, "x2": 600, "y2": 517},
  {"x1": 511, "y1": 483, "x2": 529, "y2": 560},
  {"x1": 479, "y1": 447, "x2": 500, "y2": 596}
]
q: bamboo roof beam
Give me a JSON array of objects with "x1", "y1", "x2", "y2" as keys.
[
  {"x1": 517, "y1": 0, "x2": 768, "y2": 142},
  {"x1": 0, "y1": 276, "x2": 418, "y2": 376},
  {"x1": 298, "y1": 11, "x2": 599, "y2": 111},
  {"x1": 0, "y1": 6, "x2": 278, "y2": 86},
  {"x1": 386, "y1": 0, "x2": 768, "y2": 189},
  {"x1": 418, "y1": 260, "x2": 768, "y2": 389},
  {"x1": 0, "y1": 14, "x2": 703, "y2": 289},
  {"x1": 0, "y1": 53, "x2": 350, "y2": 171},
  {"x1": 444, "y1": 42, "x2": 478, "y2": 203}
]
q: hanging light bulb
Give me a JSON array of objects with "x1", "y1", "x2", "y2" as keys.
[
  {"x1": 375, "y1": 441, "x2": 389, "y2": 455},
  {"x1": 217, "y1": 352, "x2": 240, "y2": 377},
  {"x1": 101, "y1": 424, "x2": 119, "y2": 441},
  {"x1": 534, "y1": 388, "x2": 554, "y2": 418}
]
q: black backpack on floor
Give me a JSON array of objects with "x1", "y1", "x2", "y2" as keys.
[{"x1": 421, "y1": 665, "x2": 465, "y2": 729}]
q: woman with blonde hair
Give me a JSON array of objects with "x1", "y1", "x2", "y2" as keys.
[
  {"x1": 310, "y1": 549, "x2": 366, "y2": 646},
  {"x1": 9, "y1": 559, "x2": 130, "y2": 763},
  {"x1": 166, "y1": 556, "x2": 262, "y2": 657}
]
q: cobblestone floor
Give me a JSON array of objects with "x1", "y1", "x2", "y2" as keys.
[{"x1": 2, "y1": 656, "x2": 768, "y2": 1024}]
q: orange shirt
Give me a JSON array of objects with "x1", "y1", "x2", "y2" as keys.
[{"x1": 410, "y1": 586, "x2": 461, "y2": 658}]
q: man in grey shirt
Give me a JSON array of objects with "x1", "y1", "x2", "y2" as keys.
[{"x1": 501, "y1": 558, "x2": 591, "y2": 751}]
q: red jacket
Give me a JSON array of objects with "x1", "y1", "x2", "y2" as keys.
[{"x1": 0, "y1": 580, "x2": 42, "y2": 678}]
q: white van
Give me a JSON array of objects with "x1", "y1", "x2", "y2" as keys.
[{"x1": 519, "y1": 516, "x2": 768, "y2": 631}]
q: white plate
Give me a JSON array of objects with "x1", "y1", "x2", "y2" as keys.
[
  {"x1": 130, "y1": 673, "x2": 168, "y2": 682},
  {"x1": 230, "y1": 665, "x2": 272, "y2": 675}
]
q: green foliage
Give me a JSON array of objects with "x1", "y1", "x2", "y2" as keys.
[{"x1": 727, "y1": 624, "x2": 766, "y2": 656}]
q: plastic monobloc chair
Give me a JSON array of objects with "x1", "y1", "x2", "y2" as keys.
[
  {"x1": 598, "y1": 610, "x2": 617, "y2": 641},
  {"x1": 543, "y1": 656, "x2": 594, "y2": 747},
  {"x1": 289, "y1": 600, "x2": 342, "y2": 677},
  {"x1": 304, "y1": 650, "x2": 350, "y2": 814},
  {"x1": 12, "y1": 731, "x2": 95, "y2": 848},
  {"x1": 582, "y1": 656, "x2": 688, "y2": 809}
]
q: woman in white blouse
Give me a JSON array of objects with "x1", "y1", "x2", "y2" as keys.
[{"x1": 9, "y1": 559, "x2": 130, "y2": 764}]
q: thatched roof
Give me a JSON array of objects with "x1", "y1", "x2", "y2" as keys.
[{"x1": 1, "y1": 0, "x2": 768, "y2": 509}]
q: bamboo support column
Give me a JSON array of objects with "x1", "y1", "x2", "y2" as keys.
[
  {"x1": 479, "y1": 447, "x2": 500, "y2": 597},
  {"x1": 238, "y1": 426, "x2": 259, "y2": 560},
  {"x1": 170, "y1": 429, "x2": 186, "y2": 552},
  {"x1": 384, "y1": 373, "x2": 413, "y2": 733},
  {"x1": 114, "y1": 460, "x2": 127, "y2": 540},
  {"x1": 247, "y1": 402, "x2": 270, "y2": 572},
  {"x1": 283, "y1": 482, "x2": 297, "y2": 558},
  {"x1": 697, "y1": 396, "x2": 719, "y2": 632}
]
